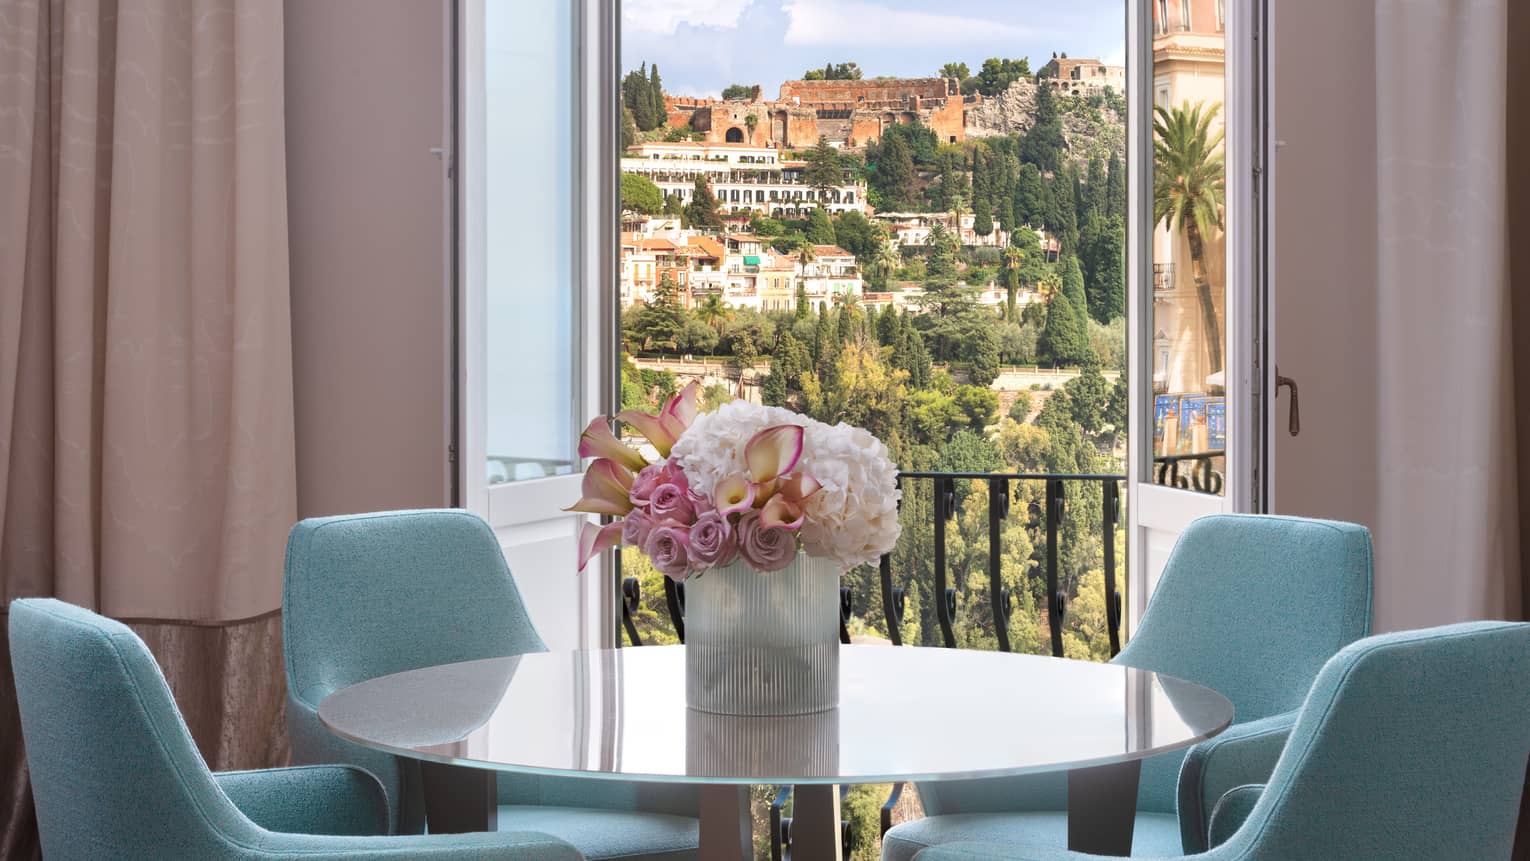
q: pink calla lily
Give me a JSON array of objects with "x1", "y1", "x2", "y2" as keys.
[
  {"x1": 616, "y1": 409, "x2": 680, "y2": 457},
  {"x1": 759, "y1": 494, "x2": 805, "y2": 530},
  {"x1": 576, "y1": 521, "x2": 624, "y2": 571},
  {"x1": 777, "y1": 472, "x2": 821, "y2": 503},
  {"x1": 579, "y1": 417, "x2": 647, "y2": 472},
  {"x1": 564, "y1": 459, "x2": 635, "y2": 516},
  {"x1": 744, "y1": 425, "x2": 804, "y2": 484},
  {"x1": 714, "y1": 475, "x2": 756, "y2": 516},
  {"x1": 662, "y1": 381, "x2": 701, "y2": 429}
]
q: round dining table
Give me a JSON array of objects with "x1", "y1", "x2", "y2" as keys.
[{"x1": 319, "y1": 644, "x2": 1231, "y2": 861}]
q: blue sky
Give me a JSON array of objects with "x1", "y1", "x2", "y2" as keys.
[{"x1": 621, "y1": 0, "x2": 1127, "y2": 99}]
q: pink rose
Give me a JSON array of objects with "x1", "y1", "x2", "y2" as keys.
[
  {"x1": 622, "y1": 510, "x2": 653, "y2": 548},
  {"x1": 688, "y1": 510, "x2": 736, "y2": 568},
  {"x1": 736, "y1": 511, "x2": 797, "y2": 573},
  {"x1": 645, "y1": 524, "x2": 694, "y2": 580},
  {"x1": 649, "y1": 482, "x2": 695, "y2": 524},
  {"x1": 630, "y1": 459, "x2": 690, "y2": 510}
]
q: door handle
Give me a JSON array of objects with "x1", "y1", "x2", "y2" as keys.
[{"x1": 1275, "y1": 368, "x2": 1300, "y2": 436}]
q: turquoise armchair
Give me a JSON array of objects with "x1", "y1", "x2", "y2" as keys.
[
  {"x1": 884, "y1": 515, "x2": 1373, "y2": 859},
  {"x1": 8, "y1": 598, "x2": 583, "y2": 860},
  {"x1": 283, "y1": 509, "x2": 699, "y2": 860},
  {"x1": 916, "y1": 621, "x2": 1530, "y2": 861}
]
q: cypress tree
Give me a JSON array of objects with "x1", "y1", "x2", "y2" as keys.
[
  {"x1": 1039, "y1": 292, "x2": 1090, "y2": 366},
  {"x1": 1105, "y1": 153, "x2": 1126, "y2": 221},
  {"x1": 647, "y1": 64, "x2": 666, "y2": 132},
  {"x1": 1061, "y1": 256, "x2": 1087, "y2": 316},
  {"x1": 877, "y1": 305, "x2": 901, "y2": 345},
  {"x1": 795, "y1": 283, "x2": 811, "y2": 320}
]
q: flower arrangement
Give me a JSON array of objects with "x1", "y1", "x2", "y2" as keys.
[{"x1": 570, "y1": 382, "x2": 901, "y2": 579}]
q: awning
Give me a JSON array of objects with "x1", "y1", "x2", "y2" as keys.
[{"x1": 743, "y1": 255, "x2": 761, "y2": 265}]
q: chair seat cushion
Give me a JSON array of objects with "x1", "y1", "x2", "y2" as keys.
[
  {"x1": 880, "y1": 811, "x2": 1182, "y2": 861},
  {"x1": 497, "y1": 805, "x2": 698, "y2": 860}
]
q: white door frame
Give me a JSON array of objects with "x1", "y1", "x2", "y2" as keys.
[
  {"x1": 457, "y1": 0, "x2": 620, "y2": 652},
  {"x1": 1127, "y1": 0, "x2": 1272, "y2": 626}
]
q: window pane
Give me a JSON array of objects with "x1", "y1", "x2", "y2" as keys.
[
  {"x1": 483, "y1": 3, "x2": 577, "y2": 484},
  {"x1": 1150, "y1": 0, "x2": 1227, "y2": 495}
]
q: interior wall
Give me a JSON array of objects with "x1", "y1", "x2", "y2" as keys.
[
  {"x1": 284, "y1": 0, "x2": 452, "y2": 518},
  {"x1": 1270, "y1": 4, "x2": 1382, "y2": 601}
]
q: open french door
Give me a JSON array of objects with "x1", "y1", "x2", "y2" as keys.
[
  {"x1": 1126, "y1": 0, "x2": 1274, "y2": 624},
  {"x1": 458, "y1": 0, "x2": 620, "y2": 651}
]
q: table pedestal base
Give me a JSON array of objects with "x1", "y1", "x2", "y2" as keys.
[
  {"x1": 1067, "y1": 760, "x2": 1142, "y2": 856},
  {"x1": 699, "y1": 785, "x2": 752, "y2": 859},
  {"x1": 790, "y1": 784, "x2": 844, "y2": 861},
  {"x1": 421, "y1": 762, "x2": 497, "y2": 834}
]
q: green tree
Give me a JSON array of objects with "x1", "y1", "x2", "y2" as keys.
[
  {"x1": 940, "y1": 61, "x2": 971, "y2": 80},
  {"x1": 1105, "y1": 152, "x2": 1126, "y2": 220},
  {"x1": 620, "y1": 173, "x2": 663, "y2": 214},
  {"x1": 1155, "y1": 101, "x2": 1227, "y2": 374},
  {"x1": 1083, "y1": 215, "x2": 1125, "y2": 323},
  {"x1": 647, "y1": 64, "x2": 666, "y2": 132},
  {"x1": 870, "y1": 241, "x2": 902, "y2": 290},
  {"x1": 623, "y1": 63, "x2": 659, "y2": 131},
  {"x1": 721, "y1": 83, "x2": 753, "y2": 100},
  {"x1": 968, "y1": 324, "x2": 1001, "y2": 387},
  {"x1": 1064, "y1": 359, "x2": 1109, "y2": 435},
  {"x1": 620, "y1": 106, "x2": 638, "y2": 149},
  {"x1": 832, "y1": 211, "x2": 882, "y2": 263},
  {"x1": 1038, "y1": 292, "x2": 1090, "y2": 366},
  {"x1": 1007, "y1": 390, "x2": 1033, "y2": 422},
  {"x1": 684, "y1": 177, "x2": 724, "y2": 230},
  {"x1": 805, "y1": 207, "x2": 837, "y2": 245},
  {"x1": 627, "y1": 274, "x2": 686, "y2": 352},
  {"x1": 661, "y1": 193, "x2": 683, "y2": 218},
  {"x1": 795, "y1": 283, "x2": 811, "y2": 321},
  {"x1": 871, "y1": 133, "x2": 917, "y2": 210},
  {"x1": 974, "y1": 57, "x2": 1032, "y2": 96},
  {"x1": 695, "y1": 293, "x2": 734, "y2": 334},
  {"x1": 1061, "y1": 256, "x2": 1087, "y2": 316},
  {"x1": 803, "y1": 61, "x2": 862, "y2": 80},
  {"x1": 744, "y1": 112, "x2": 759, "y2": 143},
  {"x1": 804, "y1": 136, "x2": 843, "y2": 198},
  {"x1": 1021, "y1": 81, "x2": 1065, "y2": 171},
  {"x1": 972, "y1": 197, "x2": 994, "y2": 237},
  {"x1": 953, "y1": 384, "x2": 999, "y2": 429}
]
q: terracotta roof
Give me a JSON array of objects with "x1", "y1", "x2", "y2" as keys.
[
  {"x1": 812, "y1": 245, "x2": 853, "y2": 257},
  {"x1": 636, "y1": 238, "x2": 677, "y2": 251},
  {"x1": 686, "y1": 236, "x2": 727, "y2": 259}
]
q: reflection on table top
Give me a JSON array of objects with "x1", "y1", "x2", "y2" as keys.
[{"x1": 318, "y1": 645, "x2": 1232, "y2": 786}]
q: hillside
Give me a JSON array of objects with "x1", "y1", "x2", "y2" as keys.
[{"x1": 965, "y1": 77, "x2": 1126, "y2": 165}]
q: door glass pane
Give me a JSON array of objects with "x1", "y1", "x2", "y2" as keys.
[
  {"x1": 1150, "y1": 0, "x2": 1226, "y2": 495},
  {"x1": 482, "y1": 2, "x2": 578, "y2": 485}
]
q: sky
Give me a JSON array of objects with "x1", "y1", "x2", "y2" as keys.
[{"x1": 621, "y1": 0, "x2": 1127, "y2": 100}]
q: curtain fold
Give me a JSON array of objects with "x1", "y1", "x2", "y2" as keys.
[
  {"x1": 1372, "y1": 0, "x2": 1520, "y2": 629},
  {"x1": 0, "y1": 0, "x2": 295, "y2": 855}
]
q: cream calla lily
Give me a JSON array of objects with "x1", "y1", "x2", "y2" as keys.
[
  {"x1": 744, "y1": 425, "x2": 804, "y2": 484},
  {"x1": 578, "y1": 417, "x2": 647, "y2": 472},
  {"x1": 714, "y1": 474, "x2": 756, "y2": 516},
  {"x1": 564, "y1": 459, "x2": 635, "y2": 517}
]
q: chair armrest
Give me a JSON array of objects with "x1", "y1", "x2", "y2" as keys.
[
  {"x1": 1177, "y1": 710, "x2": 1297, "y2": 853},
  {"x1": 253, "y1": 828, "x2": 587, "y2": 859},
  {"x1": 1208, "y1": 784, "x2": 1265, "y2": 848},
  {"x1": 216, "y1": 765, "x2": 391, "y2": 836},
  {"x1": 913, "y1": 842, "x2": 1098, "y2": 861}
]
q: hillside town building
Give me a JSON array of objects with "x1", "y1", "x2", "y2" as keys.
[{"x1": 621, "y1": 141, "x2": 867, "y2": 217}]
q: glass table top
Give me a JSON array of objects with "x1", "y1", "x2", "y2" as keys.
[{"x1": 318, "y1": 645, "x2": 1232, "y2": 786}]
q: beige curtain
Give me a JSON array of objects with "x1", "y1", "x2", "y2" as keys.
[
  {"x1": 1372, "y1": 0, "x2": 1521, "y2": 629},
  {"x1": 0, "y1": 1, "x2": 295, "y2": 856}
]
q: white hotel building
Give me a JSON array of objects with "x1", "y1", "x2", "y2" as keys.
[{"x1": 621, "y1": 142, "x2": 867, "y2": 218}]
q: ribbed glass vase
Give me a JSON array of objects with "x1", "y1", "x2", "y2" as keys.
[{"x1": 683, "y1": 553, "x2": 840, "y2": 716}]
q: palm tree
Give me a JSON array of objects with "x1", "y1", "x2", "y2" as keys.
[
  {"x1": 744, "y1": 113, "x2": 758, "y2": 144},
  {"x1": 696, "y1": 293, "x2": 733, "y2": 334},
  {"x1": 870, "y1": 241, "x2": 902, "y2": 289},
  {"x1": 1153, "y1": 101, "x2": 1226, "y2": 375}
]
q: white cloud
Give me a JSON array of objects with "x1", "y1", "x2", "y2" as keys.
[
  {"x1": 782, "y1": 0, "x2": 1031, "y2": 47},
  {"x1": 623, "y1": 0, "x2": 755, "y2": 36}
]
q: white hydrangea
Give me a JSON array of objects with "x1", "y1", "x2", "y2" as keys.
[{"x1": 673, "y1": 401, "x2": 901, "y2": 571}]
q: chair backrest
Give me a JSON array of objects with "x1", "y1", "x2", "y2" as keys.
[
  {"x1": 282, "y1": 509, "x2": 546, "y2": 707},
  {"x1": 919, "y1": 514, "x2": 1373, "y2": 817},
  {"x1": 9, "y1": 599, "x2": 251, "y2": 858},
  {"x1": 1219, "y1": 621, "x2": 1530, "y2": 860},
  {"x1": 1119, "y1": 514, "x2": 1373, "y2": 811}
]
